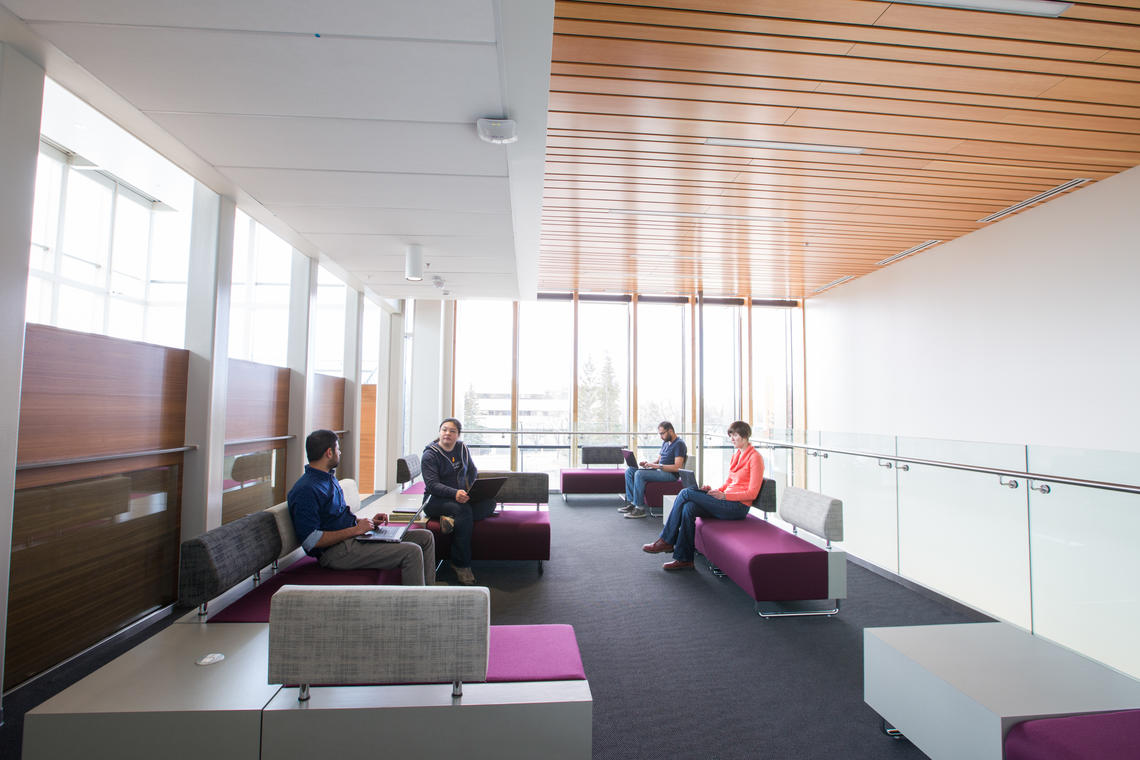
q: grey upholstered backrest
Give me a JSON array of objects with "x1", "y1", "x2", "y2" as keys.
[
  {"x1": 778, "y1": 487, "x2": 843, "y2": 542},
  {"x1": 267, "y1": 501, "x2": 299, "y2": 559},
  {"x1": 178, "y1": 511, "x2": 282, "y2": 607},
  {"x1": 756, "y1": 478, "x2": 777, "y2": 513},
  {"x1": 480, "y1": 471, "x2": 549, "y2": 505},
  {"x1": 581, "y1": 446, "x2": 624, "y2": 466},
  {"x1": 396, "y1": 454, "x2": 422, "y2": 485},
  {"x1": 268, "y1": 585, "x2": 490, "y2": 687}
]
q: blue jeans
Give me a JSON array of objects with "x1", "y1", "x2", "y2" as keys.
[
  {"x1": 660, "y1": 487, "x2": 749, "y2": 562},
  {"x1": 422, "y1": 497, "x2": 496, "y2": 568},
  {"x1": 624, "y1": 466, "x2": 677, "y2": 507}
]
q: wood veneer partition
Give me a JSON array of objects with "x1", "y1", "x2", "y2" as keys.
[
  {"x1": 222, "y1": 359, "x2": 291, "y2": 523},
  {"x1": 359, "y1": 384, "x2": 377, "y2": 494},
  {"x1": 8, "y1": 324, "x2": 188, "y2": 690},
  {"x1": 311, "y1": 373, "x2": 346, "y2": 433}
]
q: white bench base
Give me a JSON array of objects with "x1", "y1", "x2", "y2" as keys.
[{"x1": 865, "y1": 622, "x2": 1140, "y2": 760}]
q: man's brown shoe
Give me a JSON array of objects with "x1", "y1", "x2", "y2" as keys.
[
  {"x1": 662, "y1": 559, "x2": 695, "y2": 571},
  {"x1": 642, "y1": 538, "x2": 673, "y2": 554}
]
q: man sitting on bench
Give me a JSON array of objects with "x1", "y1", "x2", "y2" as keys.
[
  {"x1": 288, "y1": 429, "x2": 437, "y2": 585},
  {"x1": 620, "y1": 420, "x2": 687, "y2": 519}
]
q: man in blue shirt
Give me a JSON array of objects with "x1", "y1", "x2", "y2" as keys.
[
  {"x1": 288, "y1": 429, "x2": 436, "y2": 585},
  {"x1": 621, "y1": 421, "x2": 688, "y2": 519}
]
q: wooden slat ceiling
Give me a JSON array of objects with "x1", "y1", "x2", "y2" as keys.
[{"x1": 539, "y1": 0, "x2": 1140, "y2": 298}]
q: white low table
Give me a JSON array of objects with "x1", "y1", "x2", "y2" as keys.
[
  {"x1": 23, "y1": 623, "x2": 279, "y2": 760},
  {"x1": 864, "y1": 622, "x2": 1140, "y2": 760}
]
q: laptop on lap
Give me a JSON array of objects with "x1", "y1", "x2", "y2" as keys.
[{"x1": 356, "y1": 504, "x2": 425, "y2": 543}]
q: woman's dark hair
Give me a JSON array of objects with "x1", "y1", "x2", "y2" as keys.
[
  {"x1": 305, "y1": 429, "x2": 339, "y2": 462},
  {"x1": 439, "y1": 417, "x2": 462, "y2": 434},
  {"x1": 727, "y1": 420, "x2": 751, "y2": 440}
]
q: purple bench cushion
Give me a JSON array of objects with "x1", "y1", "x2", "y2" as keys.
[
  {"x1": 694, "y1": 514, "x2": 828, "y2": 601},
  {"x1": 644, "y1": 479, "x2": 684, "y2": 508},
  {"x1": 487, "y1": 625, "x2": 586, "y2": 682},
  {"x1": 207, "y1": 556, "x2": 397, "y2": 623},
  {"x1": 402, "y1": 482, "x2": 426, "y2": 495},
  {"x1": 1005, "y1": 709, "x2": 1140, "y2": 760},
  {"x1": 427, "y1": 510, "x2": 550, "y2": 561},
  {"x1": 560, "y1": 468, "x2": 625, "y2": 494}
]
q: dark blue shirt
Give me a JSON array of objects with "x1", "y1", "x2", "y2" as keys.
[
  {"x1": 287, "y1": 465, "x2": 354, "y2": 557},
  {"x1": 659, "y1": 437, "x2": 688, "y2": 467}
]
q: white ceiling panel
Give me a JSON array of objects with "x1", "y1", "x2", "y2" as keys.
[
  {"x1": 29, "y1": 23, "x2": 503, "y2": 121},
  {"x1": 148, "y1": 113, "x2": 508, "y2": 175},
  {"x1": 275, "y1": 206, "x2": 514, "y2": 238},
  {"x1": 308, "y1": 233, "x2": 513, "y2": 263},
  {"x1": 5, "y1": 0, "x2": 497, "y2": 41},
  {"x1": 222, "y1": 168, "x2": 511, "y2": 213}
]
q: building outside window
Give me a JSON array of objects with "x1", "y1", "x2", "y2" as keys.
[
  {"x1": 518, "y1": 299, "x2": 574, "y2": 477},
  {"x1": 453, "y1": 301, "x2": 513, "y2": 470}
]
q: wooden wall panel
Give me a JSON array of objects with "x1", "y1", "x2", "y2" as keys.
[
  {"x1": 311, "y1": 373, "x2": 346, "y2": 433},
  {"x1": 359, "y1": 384, "x2": 377, "y2": 494},
  {"x1": 17, "y1": 324, "x2": 189, "y2": 466},
  {"x1": 224, "y1": 358, "x2": 290, "y2": 442}
]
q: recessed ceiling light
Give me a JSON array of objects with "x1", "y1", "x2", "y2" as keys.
[
  {"x1": 876, "y1": 240, "x2": 942, "y2": 266},
  {"x1": 608, "y1": 209, "x2": 786, "y2": 222},
  {"x1": 812, "y1": 276, "x2": 854, "y2": 294},
  {"x1": 869, "y1": 0, "x2": 1071, "y2": 17},
  {"x1": 977, "y1": 179, "x2": 1089, "y2": 223},
  {"x1": 705, "y1": 137, "x2": 864, "y2": 155}
]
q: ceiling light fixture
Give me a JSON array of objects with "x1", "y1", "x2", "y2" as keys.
[
  {"x1": 705, "y1": 137, "x2": 864, "y2": 155},
  {"x1": 812, "y1": 275, "x2": 854, "y2": 294},
  {"x1": 876, "y1": 240, "x2": 942, "y2": 266},
  {"x1": 608, "y1": 209, "x2": 786, "y2": 223},
  {"x1": 476, "y1": 117, "x2": 518, "y2": 145},
  {"x1": 404, "y1": 244, "x2": 423, "y2": 281},
  {"x1": 869, "y1": 0, "x2": 1071, "y2": 17},
  {"x1": 976, "y1": 179, "x2": 1089, "y2": 223}
]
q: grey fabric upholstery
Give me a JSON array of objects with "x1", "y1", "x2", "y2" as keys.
[
  {"x1": 756, "y1": 478, "x2": 777, "y2": 513},
  {"x1": 396, "y1": 453, "x2": 421, "y2": 484},
  {"x1": 177, "y1": 511, "x2": 282, "y2": 607},
  {"x1": 267, "y1": 501, "x2": 299, "y2": 559},
  {"x1": 339, "y1": 477, "x2": 360, "y2": 509},
  {"x1": 581, "y1": 446, "x2": 624, "y2": 466},
  {"x1": 481, "y1": 470, "x2": 549, "y2": 505},
  {"x1": 778, "y1": 487, "x2": 843, "y2": 542},
  {"x1": 268, "y1": 585, "x2": 490, "y2": 686}
]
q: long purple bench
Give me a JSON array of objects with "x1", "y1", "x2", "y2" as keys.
[
  {"x1": 692, "y1": 486, "x2": 846, "y2": 617},
  {"x1": 1005, "y1": 709, "x2": 1140, "y2": 759},
  {"x1": 560, "y1": 444, "x2": 626, "y2": 497}
]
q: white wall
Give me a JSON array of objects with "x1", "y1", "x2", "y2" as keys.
[{"x1": 805, "y1": 164, "x2": 1140, "y2": 454}]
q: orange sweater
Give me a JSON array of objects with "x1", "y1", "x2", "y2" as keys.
[{"x1": 719, "y1": 446, "x2": 764, "y2": 506}]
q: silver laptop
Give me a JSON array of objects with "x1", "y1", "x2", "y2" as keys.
[{"x1": 356, "y1": 504, "x2": 425, "y2": 543}]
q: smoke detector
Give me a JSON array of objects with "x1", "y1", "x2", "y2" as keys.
[{"x1": 476, "y1": 118, "x2": 518, "y2": 145}]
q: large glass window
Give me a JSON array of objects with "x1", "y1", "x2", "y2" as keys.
[
  {"x1": 701, "y1": 303, "x2": 741, "y2": 485},
  {"x1": 577, "y1": 300, "x2": 629, "y2": 445},
  {"x1": 752, "y1": 306, "x2": 791, "y2": 436},
  {"x1": 453, "y1": 301, "x2": 513, "y2": 469},
  {"x1": 27, "y1": 81, "x2": 193, "y2": 348},
  {"x1": 313, "y1": 266, "x2": 348, "y2": 375},
  {"x1": 636, "y1": 300, "x2": 689, "y2": 460},
  {"x1": 518, "y1": 299, "x2": 574, "y2": 477},
  {"x1": 228, "y1": 211, "x2": 293, "y2": 366}
]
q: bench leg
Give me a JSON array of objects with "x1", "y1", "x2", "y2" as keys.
[
  {"x1": 537, "y1": 560, "x2": 544, "y2": 576},
  {"x1": 703, "y1": 557, "x2": 726, "y2": 578},
  {"x1": 880, "y1": 718, "x2": 904, "y2": 740},
  {"x1": 755, "y1": 599, "x2": 841, "y2": 618}
]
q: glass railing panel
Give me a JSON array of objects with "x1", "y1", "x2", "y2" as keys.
[
  {"x1": 896, "y1": 436, "x2": 1031, "y2": 628},
  {"x1": 818, "y1": 431, "x2": 899, "y2": 572},
  {"x1": 517, "y1": 445, "x2": 570, "y2": 484},
  {"x1": 1027, "y1": 445, "x2": 1140, "y2": 678}
]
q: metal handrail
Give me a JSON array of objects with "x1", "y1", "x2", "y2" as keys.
[
  {"x1": 754, "y1": 438, "x2": 1140, "y2": 497},
  {"x1": 16, "y1": 445, "x2": 198, "y2": 471}
]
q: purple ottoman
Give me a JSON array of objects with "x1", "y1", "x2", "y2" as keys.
[
  {"x1": 427, "y1": 510, "x2": 551, "y2": 572},
  {"x1": 694, "y1": 514, "x2": 828, "y2": 602},
  {"x1": 1005, "y1": 709, "x2": 1140, "y2": 760},
  {"x1": 487, "y1": 625, "x2": 587, "y2": 682},
  {"x1": 559, "y1": 468, "x2": 625, "y2": 495},
  {"x1": 208, "y1": 556, "x2": 398, "y2": 622}
]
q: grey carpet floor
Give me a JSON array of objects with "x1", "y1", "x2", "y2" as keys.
[{"x1": 463, "y1": 494, "x2": 990, "y2": 760}]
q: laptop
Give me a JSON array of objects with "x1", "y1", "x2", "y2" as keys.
[
  {"x1": 465, "y1": 476, "x2": 508, "y2": 502},
  {"x1": 621, "y1": 449, "x2": 652, "y2": 470},
  {"x1": 356, "y1": 504, "x2": 425, "y2": 543}
]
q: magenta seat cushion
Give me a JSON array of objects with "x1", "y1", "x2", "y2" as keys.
[
  {"x1": 207, "y1": 557, "x2": 393, "y2": 623},
  {"x1": 559, "y1": 468, "x2": 625, "y2": 494},
  {"x1": 1005, "y1": 709, "x2": 1140, "y2": 760},
  {"x1": 695, "y1": 514, "x2": 828, "y2": 601},
  {"x1": 401, "y1": 482, "x2": 426, "y2": 495},
  {"x1": 427, "y1": 510, "x2": 550, "y2": 561},
  {"x1": 644, "y1": 479, "x2": 684, "y2": 508},
  {"x1": 487, "y1": 625, "x2": 586, "y2": 682}
]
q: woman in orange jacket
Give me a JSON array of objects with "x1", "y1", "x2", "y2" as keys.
[{"x1": 642, "y1": 420, "x2": 763, "y2": 570}]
